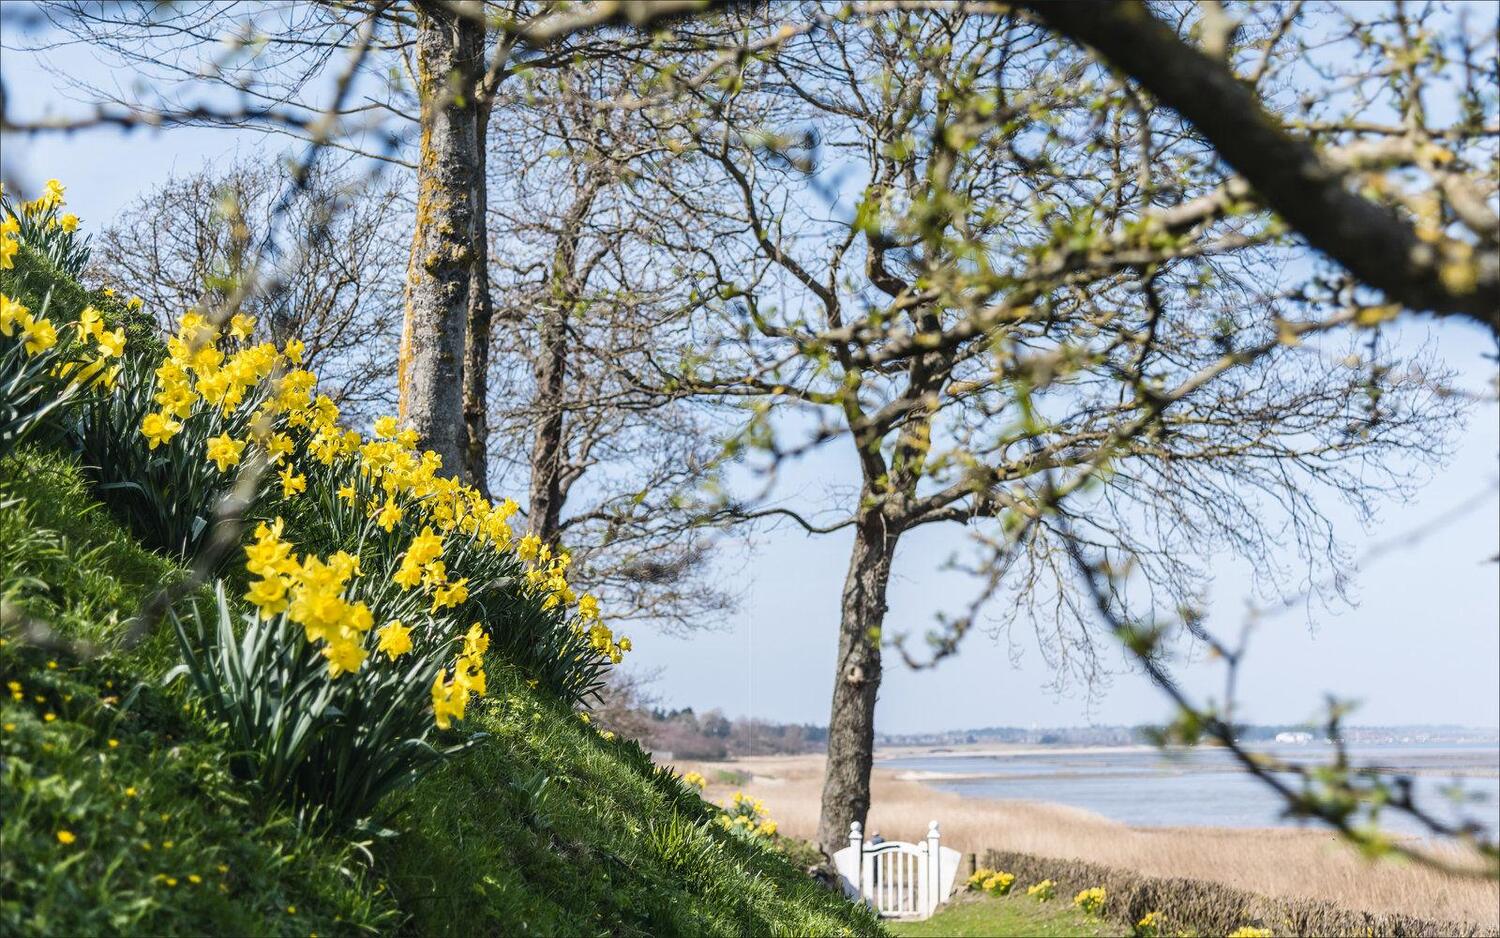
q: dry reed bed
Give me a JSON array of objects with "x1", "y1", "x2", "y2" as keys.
[{"x1": 679, "y1": 753, "x2": 1500, "y2": 928}]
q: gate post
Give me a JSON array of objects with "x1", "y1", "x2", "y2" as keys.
[
  {"x1": 925, "y1": 821, "x2": 942, "y2": 917},
  {"x1": 848, "y1": 821, "x2": 865, "y2": 901}
]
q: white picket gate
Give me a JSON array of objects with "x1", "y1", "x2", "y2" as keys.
[{"x1": 832, "y1": 820, "x2": 960, "y2": 920}]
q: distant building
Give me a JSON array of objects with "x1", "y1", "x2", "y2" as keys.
[{"x1": 1274, "y1": 731, "x2": 1314, "y2": 744}]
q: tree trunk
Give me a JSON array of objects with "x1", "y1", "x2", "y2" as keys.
[
  {"x1": 527, "y1": 297, "x2": 568, "y2": 545},
  {"x1": 816, "y1": 506, "x2": 900, "y2": 859},
  {"x1": 462, "y1": 102, "x2": 493, "y2": 498},
  {"x1": 524, "y1": 175, "x2": 600, "y2": 545},
  {"x1": 398, "y1": 4, "x2": 484, "y2": 479}
]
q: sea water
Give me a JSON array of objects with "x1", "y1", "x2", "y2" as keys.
[{"x1": 879, "y1": 743, "x2": 1500, "y2": 838}]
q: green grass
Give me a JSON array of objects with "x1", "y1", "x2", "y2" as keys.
[
  {"x1": 0, "y1": 445, "x2": 880, "y2": 936},
  {"x1": 0, "y1": 447, "x2": 397, "y2": 936},
  {"x1": 887, "y1": 894, "x2": 1122, "y2": 938},
  {"x1": 381, "y1": 667, "x2": 878, "y2": 936}
]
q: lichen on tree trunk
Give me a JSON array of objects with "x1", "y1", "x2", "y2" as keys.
[
  {"x1": 816, "y1": 506, "x2": 899, "y2": 859},
  {"x1": 399, "y1": 3, "x2": 484, "y2": 480}
]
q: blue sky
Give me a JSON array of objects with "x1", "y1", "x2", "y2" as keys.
[{"x1": 4, "y1": 27, "x2": 1496, "y2": 734}]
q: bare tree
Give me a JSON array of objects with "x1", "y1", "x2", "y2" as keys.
[
  {"x1": 88, "y1": 159, "x2": 404, "y2": 421},
  {"x1": 481, "y1": 58, "x2": 738, "y2": 631},
  {"x1": 5, "y1": 0, "x2": 752, "y2": 487},
  {"x1": 646, "y1": 6, "x2": 1466, "y2": 858}
]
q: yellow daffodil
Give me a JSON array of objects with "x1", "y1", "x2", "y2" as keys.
[
  {"x1": 22, "y1": 315, "x2": 57, "y2": 354},
  {"x1": 140, "y1": 412, "x2": 182, "y2": 450},
  {"x1": 279, "y1": 466, "x2": 306, "y2": 498},
  {"x1": 375, "y1": 498, "x2": 403, "y2": 532},
  {"x1": 323, "y1": 637, "x2": 367, "y2": 678},
  {"x1": 204, "y1": 433, "x2": 246, "y2": 472},
  {"x1": 375, "y1": 620, "x2": 412, "y2": 660}
]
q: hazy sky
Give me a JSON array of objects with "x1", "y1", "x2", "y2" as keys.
[{"x1": 4, "y1": 26, "x2": 1496, "y2": 734}]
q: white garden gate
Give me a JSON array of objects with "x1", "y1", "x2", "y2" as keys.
[{"x1": 832, "y1": 821, "x2": 960, "y2": 920}]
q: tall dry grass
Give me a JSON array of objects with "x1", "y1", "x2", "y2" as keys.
[{"x1": 678, "y1": 752, "x2": 1500, "y2": 928}]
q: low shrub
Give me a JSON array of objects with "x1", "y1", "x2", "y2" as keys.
[{"x1": 981, "y1": 848, "x2": 1494, "y2": 938}]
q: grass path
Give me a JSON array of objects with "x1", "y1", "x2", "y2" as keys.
[{"x1": 888, "y1": 894, "x2": 1123, "y2": 937}]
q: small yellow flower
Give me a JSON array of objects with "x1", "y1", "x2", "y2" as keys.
[
  {"x1": 2, "y1": 723, "x2": 14, "y2": 732},
  {"x1": 59, "y1": 213, "x2": 79, "y2": 232},
  {"x1": 56, "y1": 830, "x2": 76, "y2": 845},
  {"x1": 107, "y1": 738, "x2": 119, "y2": 748},
  {"x1": 47, "y1": 660, "x2": 58, "y2": 669},
  {"x1": 43, "y1": 712, "x2": 56, "y2": 722},
  {"x1": 188, "y1": 874, "x2": 203, "y2": 885},
  {"x1": 125, "y1": 786, "x2": 139, "y2": 798}
]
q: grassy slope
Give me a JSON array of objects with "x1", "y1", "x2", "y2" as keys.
[
  {"x1": 888, "y1": 895, "x2": 1121, "y2": 938},
  {"x1": 0, "y1": 446, "x2": 879, "y2": 936}
]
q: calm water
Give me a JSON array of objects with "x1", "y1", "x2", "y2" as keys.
[{"x1": 879, "y1": 743, "x2": 1500, "y2": 838}]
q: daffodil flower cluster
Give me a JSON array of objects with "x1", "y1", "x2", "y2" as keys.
[
  {"x1": 0, "y1": 203, "x2": 17, "y2": 270},
  {"x1": 241, "y1": 518, "x2": 492, "y2": 729},
  {"x1": 0, "y1": 294, "x2": 124, "y2": 386},
  {"x1": 1, "y1": 179, "x2": 93, "y2": 278},
  {"x1": 716, "y1": 791, "x2": 779, "y2": 839},
  {"x1": 1073, "y1": 886, "x2": 1107, "y2": 916},
  {"x1": 0, "y1": 293, "x2": 59, "y2": 356},
  {"x1": 1026, "y1": 879, "x2": 1055, "y2": 901},
  {"x1": 431, "y1": 624, "x2": 489, "y2": 730},
  {"x1": 244, "y1": 519, "x2": 378, "y2": 679},
  {"x1": 138, "y1": 311, "x2": 286, "y2": 452},
  {"x1": 518, "y1": 534, "x2": 628, "y2": 664},
  {"x1": 966, "y1": 867, "x2": 1015, "y2": 895},
  {"x1": 391, "y1": 525, "x2": 470, "y2": 612}
]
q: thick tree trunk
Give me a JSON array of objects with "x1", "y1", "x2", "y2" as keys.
[
  {"x1": 816, "y1": 506, "x2": 900, "y2": 859},
  {"x1": 527, "y1": 298, "x2": 568, "y2": 545},
  {"x1": 398, "y1": 4, "x2": 484, "y2": 479},
  {"x1": 462, "y1": 103, "x2": 493, "y2": 498}
]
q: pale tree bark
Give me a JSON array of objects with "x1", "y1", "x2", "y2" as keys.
[
  {"x1": 816, "y1": 504, "x2": 899, "y2": 859},
  {"x1": 399, "y1": 1, "x2": 485, "y2": 478}
]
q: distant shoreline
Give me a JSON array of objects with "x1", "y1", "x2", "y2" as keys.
[
  {"x1": 874, "y1": 740, "x2": 1500, "y2": 778},
  {"x1": 671, "y1": 750, "x2": 1499, "y2": 927}
]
